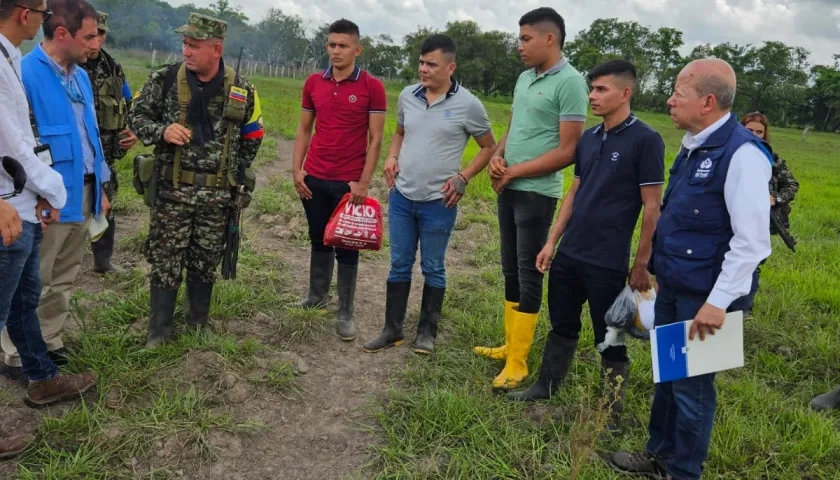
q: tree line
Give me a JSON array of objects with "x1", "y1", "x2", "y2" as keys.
[{"x1": 90, "y1": 0, "x2": 840, "y2": 132}]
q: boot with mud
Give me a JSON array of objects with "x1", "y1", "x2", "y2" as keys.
[
  {"x1": 810, "y1": 385, "x2": 840, "y2": 411},
  {"x1": 413, "y1": 284, "x2": 445, "y2": 355},
  {"x1": 25, "y1": 370, "x2": 98, "y2": 407},
  {"x1": 92, "y1": 216, "x2": 121, "y2": 275},
  {"x1": 184, "y1": 279, "x2": 214, "y2": 334},
  {"x1": 146, "y1": 286, "x2": 177, "y2": 349},
  {"x1": 363, "y1": 281, "x2": 411, "y2": 353},
  {"x1": 507, "y1": 335, "x2": 577, "y2": 402},
  {"x1": 474, "y1": 300, "x2": 518, "y2": 360},
  {"x1": 492, "y1": 307, "x2": 539, "y2": 390},
  {"x1": 294, "y1": 250, "x2": 335, "y2": 309},
  {"x1": 0, "y1": 433, "x2": 34, "y2": 459},
  {"x1": 600, "y1": 357, "x2": 630, "y2": 433},
  {"x1": 336, "y1": 263, "x2": 358, "y2": 341}
]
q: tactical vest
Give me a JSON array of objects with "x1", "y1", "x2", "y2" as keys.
[
  {"x1": 166, "y1": 63, "x2": 247, "y2": 189},
  {"x1": 96, "y1": 55, "x2": 127, "y2": 131},
  {"x1": 649, "y1": 114, "x2": 773, "y2": 295}
]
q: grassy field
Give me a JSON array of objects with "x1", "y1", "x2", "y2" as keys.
[{"x1": 4, "y1": 55, "x2": 839, "y2": 479}]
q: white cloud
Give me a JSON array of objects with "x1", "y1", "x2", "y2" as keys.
[{"x1": 167, "y1": 0, "x2": 840, "y2": 65}]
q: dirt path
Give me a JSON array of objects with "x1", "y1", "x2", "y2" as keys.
[{"x1": 1, "y1": 137, "x2": 493, "y2": 479}]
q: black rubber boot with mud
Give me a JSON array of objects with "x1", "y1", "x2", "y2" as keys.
[
  {"x1": 92, "y1": 216, "x2": 120, "y2": 275},
  {"x1": 146, "y1": 287, "x2": 177, "y2": 349},
  {"x1": 363, "y1": 281, "x2": 411, "y2": 353},
  {"x1": 336, "y1": 263, "x2": 358, "y2": 341},
  {"x1": 810, "y1": 385, "x2": 840, "y2": 411},
  {"x1": 295, "y1": 251, "x2": 335, "y2": 309},
  {"x1": 508, "y1": 335, "x2": 577, "y2": 402},
  {"x1": 184, "y1": 279, "x2": 214, "y2": 333},
  {"x1": 601, "y1": 357, "x2": 630, "y2": 433},
  {"x1": 413, "y1": 284, "x2": 445, "y2": 355}
]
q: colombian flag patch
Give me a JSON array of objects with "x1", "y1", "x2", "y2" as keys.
[
  {"x1": 241, "y1": 90, "x2": 264, "y2": 140},
  {"x1": 229, "y1": 86, "x2": 248, "y2": 103}
]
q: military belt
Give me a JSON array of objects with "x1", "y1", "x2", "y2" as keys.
[{"x1": 161, "y1": 166, "x2": 229, "y2": 189}]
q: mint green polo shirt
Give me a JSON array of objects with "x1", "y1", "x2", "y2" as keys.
[{"x1": 505, "y1": 58, "x2": 589, "y2": 198}]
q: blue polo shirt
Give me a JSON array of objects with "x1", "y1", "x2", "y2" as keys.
[{"x1": 557, "y1": 114, "x2": 665, "y2": 273}]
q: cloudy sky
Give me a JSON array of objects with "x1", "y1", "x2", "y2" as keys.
[{"x1": 171, "y1": 0, "x2": 840, "y2": 65}]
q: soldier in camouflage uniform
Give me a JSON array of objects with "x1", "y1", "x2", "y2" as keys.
[
  {"x1": 128, "y1": 13, "x2": 264, "y2": 348},
  {"x1": 740, "y1": 112, "x2": 800, "y2": 318},
  {"x1": 83, "y1": 11, "x2": 138, "y2": 274}
]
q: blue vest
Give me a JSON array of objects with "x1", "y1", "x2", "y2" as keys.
[
  {"x1": 649, "y1": 114, "x2": 772, "y2": 295},
  {"x1": 21, "y1": 44, "x2": 105, "y2": 223}
]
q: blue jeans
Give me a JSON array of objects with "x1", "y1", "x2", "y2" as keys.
[
  {"x1": 387, "y1": 189, "x2": 457, "y2": 288},
  {"x1": 0, "y1": 222, "x2": 58, "y2": 382},
  {"x1": 743, "y1": 261, "x2": 763, "y2": 312},
  {"x1": 646, "y1": 280, "x2": 715, "y2": 480}
]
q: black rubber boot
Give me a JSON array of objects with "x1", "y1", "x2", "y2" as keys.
[
  {"x1": 92, "y1": 215, "x2": 118, "y2": 274},
  {"x1": 336, "y1": 263, "x2": 358, "y2": 341},
  {"x1": 811, "y1": 386, "x2": 840, "y2": 411},
  {"x1": 184, "y1": 279, "x2": 214, "y2": 333},
  {"x1": 601, "y1": 357, "x2": 631, "y2": 433},
  {"x1": 507, "y1": 335, "x2": 577, "y2": 402},
  {"x1": 295, "y1": 251, "x2": 334, "y2": 309},
  {"x1": 363, "y1": 281, "x2": 411, "y2": 353},
  {"x1": 413, "y1": 284, "x2": 445, "y2": 355},
  {"x1": 146, "y1": 287, "x2": 177, "y2": 349}
]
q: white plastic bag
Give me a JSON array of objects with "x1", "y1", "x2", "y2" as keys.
[{"x1": 596, "y1": 286, "x2": 657, "y2": 352}]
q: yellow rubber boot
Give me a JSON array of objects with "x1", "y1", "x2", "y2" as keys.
[
  {"x1": 492, "y1": 309, "x2": 538, "y2": 390},
  {"x1": 474, "y1": 301, "x2": 518, "y2": 360}
]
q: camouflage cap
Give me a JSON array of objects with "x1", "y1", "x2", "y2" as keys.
[
  {"x1": 96, "y1": 11, "x2": 109, "y2": 33},
  {"x1": 174, "y1": 12, "x2": 227, "y2": 40}
]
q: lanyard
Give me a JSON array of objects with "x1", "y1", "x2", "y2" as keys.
[{"x1": 0, "y1": 41, "x2": 41, "y2": 141}]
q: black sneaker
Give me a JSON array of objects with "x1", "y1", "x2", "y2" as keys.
[
  {"x1": 48, "y1": 348, "x2": 70, "y2": 366},
  {"x1": 608, "y1": 451, "x2": 668, "y2": 479},
  {"x1": 0, "y1": 360, "x2": 27, "y2": 387}
]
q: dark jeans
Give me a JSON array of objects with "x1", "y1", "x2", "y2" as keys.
[
  {"x1": 743, "y1": 260, "x2": 764, "y2": 312},
  {"x1": 547, "y1": 253, "x2": 628, "y2": 362},
  {"x1": 646, "y1": 280, "x2": 721, "y2": 480},
  {"x1": 0, "y1": 221, "x2": 58, "y2": 382},
  {"x1": 301, "y1": 175, "x2": 358, "y2": 266},
  {"x1": 497, "y1": 189, "x2": 557, "y2": 313},
  {"x1": 387, "y1": 189, "x2": 457, "y2": 288}
]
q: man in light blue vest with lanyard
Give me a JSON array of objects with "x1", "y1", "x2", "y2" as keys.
[{"x1": 609, "y1": 58, "x2": 772, "y2": 480}]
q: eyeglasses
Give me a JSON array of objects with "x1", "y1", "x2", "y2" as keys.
[{"x1": 15, "y1": 4, "x2": 53, "y2": 22}]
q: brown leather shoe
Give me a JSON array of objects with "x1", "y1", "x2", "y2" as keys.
[
  {"x1": 0, "y1": 433, "x2": 34, "y2": 459},
  {"x1": 25, "y1": 371, "x2": 98, "y2": 407}
]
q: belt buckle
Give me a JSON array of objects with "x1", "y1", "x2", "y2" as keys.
[{"x1": 193, "y1": 172, "x2": 208, "y2": 186}]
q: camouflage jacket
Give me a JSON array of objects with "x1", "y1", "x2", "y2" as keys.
[
  {"x1": 82, "y1": 49, "x2": 128, "y2": 163},
  {"x1": 770, "y1": 154, "x2": 799, "y2": 206},
  {"x1": 128, "y1": 62, "x2": 263, "y2": 208}
]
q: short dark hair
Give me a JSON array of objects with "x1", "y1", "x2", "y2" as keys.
[
  {"x1": 328, "y1": 18, "x2": 360, "y2": 37},
  {"x1": 587, "y1": 59, "x2": 637, "y2": 87},
  {"x1": 43, "y1": 0, "x2": 96, "y2": 39},
  {"x1": 519, "y1": 7, "x2": 566, "y2": 49},
  {"x1": 420, "y1": 34, "x2": 456, "y2": 59},
  {"x1": 0, "y1": 0, "x2": 42, "y2": 21}
]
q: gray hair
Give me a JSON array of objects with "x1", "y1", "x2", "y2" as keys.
[{"x1": 693, "y1": 73, "x2": 736, "y2": 110}]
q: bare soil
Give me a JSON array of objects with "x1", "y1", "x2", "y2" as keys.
[{"x1": 0, "y1": 137, "x2": 492, "y2": 479}]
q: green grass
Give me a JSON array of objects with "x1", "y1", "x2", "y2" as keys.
[{"x1": 11, "y1": 53, "x2": 839, "y2": 478}]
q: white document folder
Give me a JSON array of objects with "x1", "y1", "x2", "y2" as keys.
[{"x1": 651, "y1": 311, "x2": 744, "y2": 383}]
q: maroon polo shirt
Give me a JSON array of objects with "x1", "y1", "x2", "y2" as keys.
[{"x1": 301, "y1": 66, "x2": 387, "y2": 182}]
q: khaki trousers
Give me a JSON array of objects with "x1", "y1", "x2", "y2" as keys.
[{"x1": 2, "y1": 183, "x2": 94, "y2": 366}]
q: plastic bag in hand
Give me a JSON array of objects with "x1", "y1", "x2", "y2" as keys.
[{"x1": 596, "y1": 285, "x2": 656, "y2": 353}]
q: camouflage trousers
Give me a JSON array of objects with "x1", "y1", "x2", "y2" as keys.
[
  {"x1": 102, "y1": 158, "x2": 118, "y2": 219},
  {"x1": 145, "y1": 198, "x2": 229, "y2": 290}
]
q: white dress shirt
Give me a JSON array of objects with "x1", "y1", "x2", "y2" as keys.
[
  {"x1": 679, "y1": 112, "x2": 772, "y2": 310},
  {"x1": 0, "y1": 33, "x2": 66, "y2": 224}
]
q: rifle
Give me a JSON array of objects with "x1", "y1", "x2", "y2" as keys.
[
  {"x1": 222, "y1": 47, "x2": 247, "y2": 280},
  {"x1": 770, "y1": 208, "x2": 797, "y2": 253}
]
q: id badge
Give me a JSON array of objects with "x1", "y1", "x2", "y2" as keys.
[{"x1": 35, "y1": 144, "x2": 53, "y2": 166}]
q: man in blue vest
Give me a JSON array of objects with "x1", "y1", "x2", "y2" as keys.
[
  {"x1": 608, "y1": 58, "x2": 772, "y2": 480},
  {"x1": 1, "y1": 0, "x2": 110, "y2": 371}
]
